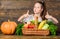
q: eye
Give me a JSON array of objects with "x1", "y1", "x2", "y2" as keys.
[{"x1": 34, "y1": 6, "x2": 39, "y2": 8}]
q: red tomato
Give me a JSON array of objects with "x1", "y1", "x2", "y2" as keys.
[{"x1": 28, "y1": 24, "x2": 35, "y2": 29}]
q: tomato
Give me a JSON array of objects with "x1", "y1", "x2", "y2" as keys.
[{"x1": 27, "y1": 24, "x2": 35, "y2": 29}]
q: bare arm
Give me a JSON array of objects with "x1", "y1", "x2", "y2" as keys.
[
  {"x1": 18, "y1": 15, "x2": 25, "y2": 22},
  {"x1": 45, "y1": 12, "x2": 58, "y2": 24},
  {"x1": 18, "y1": 10, "x2": 29, "y2": 22},
  {"x1": 48, "y1": 16, "x2": 58, "y2": 24}
]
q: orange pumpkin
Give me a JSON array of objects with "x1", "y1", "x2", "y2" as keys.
[{"x1": 1, "y1": 20, "x2": 17, "y2": 34}]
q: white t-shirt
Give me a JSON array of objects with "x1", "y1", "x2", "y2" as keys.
[{"x1": 22, "y1": 14, "x2": 52, "y2": 22}]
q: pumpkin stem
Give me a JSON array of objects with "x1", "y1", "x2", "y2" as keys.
[{"x1": 8, "y1": 19, "x2": 10, "y2": 22}]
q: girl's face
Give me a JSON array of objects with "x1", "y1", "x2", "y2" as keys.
[{"x1": 33, "y1": 3, "x2": 43, "y2": 14}]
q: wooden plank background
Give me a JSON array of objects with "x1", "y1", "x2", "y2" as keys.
[{"x1": 0, "y1": 0, "x2": 60, "y2": 35}]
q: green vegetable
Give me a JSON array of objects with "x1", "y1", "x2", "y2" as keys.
[
  {"x1": 47, "y1": 21, "x2": 58, "y2": 36},
  {"x1": 30, "y1": 20, "x2": 41, "y2": 25},
  {"x1": 30, "y1": 20, "x2": 35, "y2": 24},
  {"x1": 42, "y1": 24, "x2": 49, "y2": 30},
  {"x1": 15, "y1": 23, "x2": 24, "y2": 35},
  {"x1": 47, "y1": 21, "x2": 54, "y2": 25}
]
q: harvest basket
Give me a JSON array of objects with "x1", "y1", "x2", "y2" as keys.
[
  {"x1": 22, "y1": 28, "x2": 50, "y2": 36},
  {"x1": 22, "y1": 16, "x2": 50, "y2": 36}
]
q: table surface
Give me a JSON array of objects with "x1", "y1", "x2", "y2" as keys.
[{"x1": 0, "y1": 34, "x2": 60, "y2": 39}]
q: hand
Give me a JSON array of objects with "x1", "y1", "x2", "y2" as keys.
[
  {"x1": 45, "y1": 12, "x2": 58, "y2": 24},
  {"x1": 18, "y1": 10, "x2": 29, "y2": 22},
  {"x1": 23, "y1": 10, "x2": 29, "y2": 17},
  {"x1": 45, "y1": 12, "x2": 52, "y2": 19}
]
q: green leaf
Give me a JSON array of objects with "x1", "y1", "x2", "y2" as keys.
[
  {"x1": 47, "y1": 21, "x2": 58, "y2": 36},
  {"x1": 47, "y1": 21, "x2": 54, "y2": 25},
  {"x1": 16, "y1": 29, "x2": 23, "y2": 35},
  {"x1": 30, "y1": 20, "x2": 41, "y2": 24},
  {"x1": 15, "y1": 23, "x2": 24, "y2": 35},
  {"x1": 16, "y1": 23, "x2": 24, "y2": 29}
]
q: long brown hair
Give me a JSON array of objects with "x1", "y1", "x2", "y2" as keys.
[{"x1": 35, "y1": 1, "x2": 47, "y2": 20}]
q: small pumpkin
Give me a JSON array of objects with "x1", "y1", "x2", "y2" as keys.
[{"x1": 1, "y1": 20, "x2": 17, "y2": 34}]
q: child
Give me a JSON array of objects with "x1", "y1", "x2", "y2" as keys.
[{"x1": 18, "y1": 1, "x2": 58, "y2": 24}]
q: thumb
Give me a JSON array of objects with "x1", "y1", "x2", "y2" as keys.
[
  {"x1": 27, "y1": 10, "x2": 29, "y2": 15},
  {"x1": 46, "y1": 11, "x2": 49, "y2": 15}
]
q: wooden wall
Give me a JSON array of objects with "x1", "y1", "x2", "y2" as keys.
[{"x1": 0, "y1": 0, "x2": 60, "y2": 34}]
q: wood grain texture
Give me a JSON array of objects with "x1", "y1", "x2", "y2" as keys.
[
  {"x1": 0, "y1": 35, "x2": 60, "y2": 39},
  {"x1": 0, "y1": 0, "x2": 60, "y2": 33}
]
